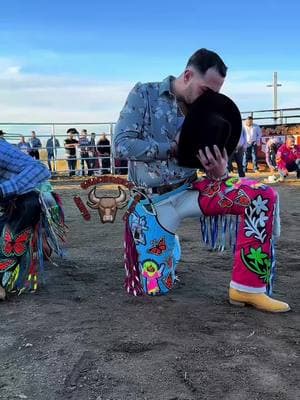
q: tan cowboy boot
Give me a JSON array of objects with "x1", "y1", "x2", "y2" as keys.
[
  {"x1": 0, "y1": 285, "x2": 6, "y2": 301},
  {"x1": 229, "y1": 288, "x2": 290, "y2": 313}
]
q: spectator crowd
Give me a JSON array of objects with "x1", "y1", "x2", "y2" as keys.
[
  {"x1": 228, "y1": 116, "x2": 300, "y2": 181},
  {"x1": 1, "y1": 128, "x2": 128, "y2": 177},
  {"x1": 0, "y1": 122, "x2": 299, "y2": 181}
]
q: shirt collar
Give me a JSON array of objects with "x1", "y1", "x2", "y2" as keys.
[{"x1": 158, "y1": 75, "x2": 176, "y2": 97}]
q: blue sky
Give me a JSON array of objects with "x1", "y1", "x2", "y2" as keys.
[{"x1": 0, "y1": 0, "x2": 299, "y2": 123}]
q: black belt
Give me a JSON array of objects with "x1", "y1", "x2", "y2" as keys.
[
  {"x1": 150, "y1": 173, "x2": 197, "y2": 195},
  {"x1": 151, "y1": 182, "x2": 183, "y2": 195}
]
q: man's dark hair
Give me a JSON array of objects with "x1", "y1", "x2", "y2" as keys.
[
  {"x1": 186, "y1": 48, "x2": 227, "y2": 77},
  {"x1": 67, "y1": 128, "x2": 78, "y2": 134}
]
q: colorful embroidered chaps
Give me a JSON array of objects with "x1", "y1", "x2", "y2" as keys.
[
  {"x1": 0, "y1": 189, "x2": 66, "y2": 294},
  {"x1": 193, "y1": 177, "x2": 278, "y2": 294},
  {"x1": 125, "y1": 177, "x2": 279, "y2": 296}
]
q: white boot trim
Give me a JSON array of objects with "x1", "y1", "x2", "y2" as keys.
[{"x1": 230, "y1": 281, "x2": 266, "y2": 293}]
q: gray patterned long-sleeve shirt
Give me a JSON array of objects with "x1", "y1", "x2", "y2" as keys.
[{"x1": 113, "y1": 76, "x2": 196, "y2": 187}]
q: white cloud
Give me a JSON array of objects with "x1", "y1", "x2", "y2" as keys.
[
  {"x1": 0, "y1": 58, "x2": 134, "y2": 123},
  {"x1": 0, "y1": 58, "x2": 299, "y2": 125},
  {"x1": 223, "y1": 70, "x2": 300, "y2": 112}
]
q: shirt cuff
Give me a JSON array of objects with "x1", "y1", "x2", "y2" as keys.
[{"x1": 0, "y1": 181, "x2": 18, "y2": 199}]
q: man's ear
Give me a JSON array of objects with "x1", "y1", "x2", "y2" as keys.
[{"x1": 183, "y1": 68, "x2": 193, "y2": 83}]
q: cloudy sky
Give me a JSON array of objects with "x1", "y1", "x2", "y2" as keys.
[{"x1": 0, "y1": 0, "x2": 299, "y2": 124}]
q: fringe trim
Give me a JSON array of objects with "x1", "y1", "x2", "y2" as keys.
[
  {"x1": 200, "y1": 215, "x2": 277, "y2": 295},
  {"x1": 200, "y1": 215, "x2": 240, "y2": 252},
  {"x1": 124, "y1": 218, "x2": 144, "y2": 296},
  {"x1": 267, "y1": 194, "x2": 280, "y2": 295},
  {"x1": 267, "y1": 239, "x2": 276, "y2": 296},
  {"x1": 273, "y1": 195, "x2": 281, "y2": 238},
  {"x1": 39, "y1": 191, "x2": 67, "y2": 258}
]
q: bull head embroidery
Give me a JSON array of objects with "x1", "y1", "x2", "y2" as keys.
[{"x1": 87, "y1": 186, "x2": 128, "y2": 223}]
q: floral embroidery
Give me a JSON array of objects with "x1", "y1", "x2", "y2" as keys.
[
  {"x1": 244, "y1": 195, "x2": 269, "y2": 243},
  {"x1": 252, "y1": 195, "x2": 269, "y2": 213},
  {"x1": 257, "y1": 212, "x2": 268, "y2": 228},
  {"x1": 241, "y1": 247, "x2": 271, "y2": 283}
]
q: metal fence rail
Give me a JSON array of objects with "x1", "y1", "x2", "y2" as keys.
[
  {"x1": 241, "y1": 107, "x2": 300, "y2": 125},
  {"x1": 0, "y1": 122, "x2": 122, "y2": 176},
  {"x1": 1, "y1": 107, "x2": 300, "y2": 176}
]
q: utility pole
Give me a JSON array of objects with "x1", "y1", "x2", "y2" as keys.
[{"x1": 266, "y1": 72, "x2": 282, "y2": 123}]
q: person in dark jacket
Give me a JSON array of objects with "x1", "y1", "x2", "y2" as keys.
[{"x1": 97, "y1": 133, "x2": 111, "y2": 174}]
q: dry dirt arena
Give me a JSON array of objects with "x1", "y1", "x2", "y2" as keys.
[{"x1": 0, "y1": 175, "x2": 299, "y2": 400}]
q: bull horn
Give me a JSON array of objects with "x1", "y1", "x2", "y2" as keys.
[
  {"x1": 87, "y1": 186, "x2": 101, "y2": 209},
  {"x1": 115, "y1": 186, "x2": 127, "y2": 204}
]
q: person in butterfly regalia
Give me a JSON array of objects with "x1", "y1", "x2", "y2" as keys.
[
  {"x1": 113, "y1": 49, "x2": 290, "y2": 313},
  {"x1": 0, "y1": 132, "x2": 66, "y2": 300}
]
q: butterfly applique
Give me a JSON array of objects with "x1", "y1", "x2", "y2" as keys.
[
  {"x1": 164, "y1": 274, "x2": 173, "y2": 289},
  {"x1": 167, "y1": 257, "x2": 173, "y2": 268},
  {"x1": 2, "y1": 226, "x2": 32, "y2": 257},
  {"x1": 202, "y1": 181, "x2": 221, "y2": 198},
  {"x1": 218, "y1": 196, "x2": 233, "y2": 208},
  {"x1": 148, "y1": 238, "x2": 167, "y2": 255},
  {"x1": 234, "y1": 189, "x2": 251, "y2": 207},
  {"x1": 0, "y1": 258, "x2": 17, "y2": 271}
]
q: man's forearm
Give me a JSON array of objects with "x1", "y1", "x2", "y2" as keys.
[
  {"x1": 114, "y1": 135, "x2": 170, "y2": 162},
  {"x1": 0, "y1": 163, "x2": 50, "y2": 198}
]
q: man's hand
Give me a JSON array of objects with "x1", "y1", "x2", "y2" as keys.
[
  {"x1": 169, "y1": 131, "x2": 181, "y2": 158},
  {"x1": 169, "y1": 140, "x2": 178, "y2": 158},
  {"x1": 197, "y1": 145, "x2": 228, "y2": 179}
]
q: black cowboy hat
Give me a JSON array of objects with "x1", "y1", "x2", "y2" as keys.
[{"x1": 177, "y1": 89, "x2": 242, "y2": 169}]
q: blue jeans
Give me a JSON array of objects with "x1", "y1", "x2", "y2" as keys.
[
  {"x1": 47, "y1": 152, "x2": 55, "y2": 171},
  {"x1": 67, "y1": 158, "x2": 77, "y2": 176},
  {"x1": 268, "y1": 150, "x2": 277, "y2": 170},
  {"x1": 279, "y1": 160, "x2": 300, "y2": 179},
  {"x1": 80, "y1": 152, "x2": 93, "y2": 176},
  {"x1": 228, "y1": 147, "x2": 245, "y2": 177},
  {"x1": 243, "y1": 143, "x2": 258, "y2": 172}
]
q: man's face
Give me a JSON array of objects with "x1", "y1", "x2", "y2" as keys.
[
  {"x1": 182, "y1": 66, "x2": 225, "y2": 104},
  {"x1": 69, "y1": 133, "x2": 74, "y2": 139},
  {"x1": 246, "y1": 118, "x2": 253, "y2": 127},
  {"x1": 286, "y1": 137, "x2": 295, "y2": 148}
]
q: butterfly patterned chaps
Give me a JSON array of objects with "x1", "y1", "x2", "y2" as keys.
[
  {"x1": 0, "y1": 187, "x2": 66, "y2": 295},
  {"x1": 124, "y1": 177, "x2": 280, "y2": 296}
]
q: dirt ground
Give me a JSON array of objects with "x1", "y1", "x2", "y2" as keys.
[{"x1": 0, "y1": 174, "x2": 299, "y2": 400}]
